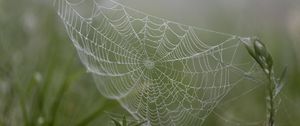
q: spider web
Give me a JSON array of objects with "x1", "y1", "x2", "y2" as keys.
[{"x1": 55, "y1": 0, "x2": 259, "y2": 125}]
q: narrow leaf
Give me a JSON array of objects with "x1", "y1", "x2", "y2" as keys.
[
  {"x1": 275, "y1": 66, "x2": 287, "y2": 97},
  {"x1": 279, "y1": 66, "x2": 287, "y2": 85},
  {"x1": 122, "y1": 116, "x2": 127, "y2": 126},
  {"x1": 275, "y1": 83, "x2": 284, "y2": 97},
  {"x1": 133, "y1": 121, "x2": 147, "y2": 126},
  {"x1": 111, "y1": 118, "x2": 121, "y2": 126}
]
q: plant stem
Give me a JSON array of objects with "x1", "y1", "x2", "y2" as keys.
[
  {"x1": 240, "y1": 37, "x2": 285, "y2": 126},
  {"x1": 267, "y1": 72, "x2": 275, "y2": 126}
]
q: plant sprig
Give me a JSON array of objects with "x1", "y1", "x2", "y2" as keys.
[
  {"x1": 240, "y1": 37, "x2": 287, "y2": 126},
  {"x1": 111, "y1": 115, "x2": 147, "y2": 126}
]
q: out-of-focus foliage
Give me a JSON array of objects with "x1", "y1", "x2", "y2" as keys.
[
  {"x1": 110, "y1": 115, "x2": 147, "y2": 126},
  {"x1": 0, "y1": 0, "x2": 299, "y2": 126},
  {"x1": 0, "y1": 0, "x2": 127, "y2": 126}
]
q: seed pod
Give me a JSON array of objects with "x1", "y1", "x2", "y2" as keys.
[
  {"x1": 254, "y1": 39, "x2": 268, "y2": 59},
  {"x1": 266, "y1": 52, "x2": 273, "y2": 70},
  {"x1": 240, "y1": 37, "x2": 256, "y2": 58}
]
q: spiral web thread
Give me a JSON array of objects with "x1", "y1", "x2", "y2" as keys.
[{"x1": 55, "y1": 0, "x2": 258, "y2": 125}]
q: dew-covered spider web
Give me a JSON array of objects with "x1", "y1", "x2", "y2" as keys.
[{"x1": 55, "y1": 0, "x2": 262, "y2": 125}]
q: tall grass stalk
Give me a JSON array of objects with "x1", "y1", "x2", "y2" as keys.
[{"x1": 240, "y1": 37, "x2": 287, "y2": 126}]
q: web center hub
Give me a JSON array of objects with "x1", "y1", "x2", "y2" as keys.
[{"x1": 143, "y1": 59, "x2": 155, "y2": 69}]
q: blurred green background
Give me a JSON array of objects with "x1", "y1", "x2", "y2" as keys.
[{"x1": 0, "y1": 0, "x2": 299, "y2": 126}]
